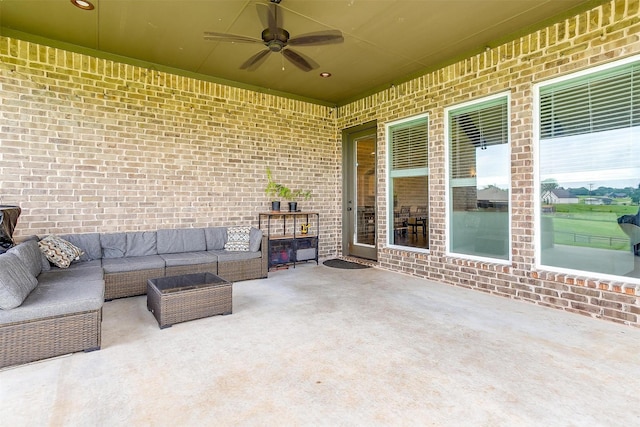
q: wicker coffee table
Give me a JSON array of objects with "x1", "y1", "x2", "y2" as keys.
[{"x1": 147, "y1": 272, "x2": 232, "y2": 329}]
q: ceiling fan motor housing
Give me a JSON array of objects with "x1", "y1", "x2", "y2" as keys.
[
  {"x1": 204, "y1": 3, "x2": 343, "y2": 71},
  {"x1": 262, "y1": 28, "x2": 290, "y2": 52}
]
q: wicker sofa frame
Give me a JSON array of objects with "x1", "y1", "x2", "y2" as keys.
[
  {"x1": 0, "y1": 309, "x2": 101, "y2": 369},
  {"x1": 104, "y1": 236, "x2": 268, "y2": 300}
]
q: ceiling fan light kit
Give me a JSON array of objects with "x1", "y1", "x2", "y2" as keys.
[{"x1": 204, "y1": 1, "x2": 343, "y2": 72}]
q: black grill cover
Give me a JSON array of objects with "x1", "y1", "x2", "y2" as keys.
[{"x1": 0, "y1": 206, "x2": 21, "y2": 254}]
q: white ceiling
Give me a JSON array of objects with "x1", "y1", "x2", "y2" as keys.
[{"x1": 0, "y1": 0, "x2": 606, "y2": 105}]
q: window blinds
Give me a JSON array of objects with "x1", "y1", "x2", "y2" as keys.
[
  {"x1": 449, "y1": 97, "x2": 508, "y2": 180},
  {"x1": 540, "y1": 62, "x2": 640, "y2": 139},
  {"x1": 391, "y1": 118, "x2": 428, "y2": 171}
]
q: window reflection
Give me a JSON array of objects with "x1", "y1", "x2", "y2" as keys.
[
  {"x1": 356, "y1": 137, "x2": 376, "y2": 246},
  {"x1": 448, "y1": 95, "x2": 510, "y2": 260},
  {"x1": 387, "y1": 114, "x2": 429, "y2": 250},
  {"x1": 539, "y1": 129, "x2": 640, "y2": 278},
  {"x1": 392, "y1": 177, "x2": 429, "y2": 248}
]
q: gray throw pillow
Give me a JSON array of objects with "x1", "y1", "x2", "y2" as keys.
[{"x1": 0, "y1": 253, "x2": 38, "y2": 309}]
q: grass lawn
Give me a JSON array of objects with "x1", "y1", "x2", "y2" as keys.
[{"x1": 543, "y1": 204, "x2": 638, "y2": 251}]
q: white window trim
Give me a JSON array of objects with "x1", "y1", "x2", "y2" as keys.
[
  {"x1": 444, "y1": 91, "x2": 512, "y2": 264},
  {"x1": 385, "y1": 112, "x2": 430, "y2": 253},
  {"x1": 533, "y1": 54, "x2": 640, "y2": 284}
]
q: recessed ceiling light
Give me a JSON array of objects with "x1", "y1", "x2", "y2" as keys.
[
  {"x1": 71, "y1": 0, "x2": 95, "y2": 10},
  {"x1": 319, "y1": 72, "x2": 332, "y2": 78}
]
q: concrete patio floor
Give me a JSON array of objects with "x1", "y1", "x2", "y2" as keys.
[{"x1": 1, "y1": 262, "x2": 639, "y2": 426}]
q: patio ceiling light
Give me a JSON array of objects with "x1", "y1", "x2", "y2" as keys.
[{"x1": 71, "y1": 0, "x2": 95, "y2": 10}]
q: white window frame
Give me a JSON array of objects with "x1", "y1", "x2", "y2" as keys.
[
  {"x1": 444, "y1": 91, "x2": 512, "y2": 263},
  {"x1": 533, "y1": 54, "x2": 640, "y2": 284},
  {"x1": 386, "y1": 113, "x2": 430, "y2": 253}
]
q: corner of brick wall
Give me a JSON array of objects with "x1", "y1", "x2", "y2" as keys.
[{"x1": 337, "y1": 0, "x2": 640, "y2": 327}]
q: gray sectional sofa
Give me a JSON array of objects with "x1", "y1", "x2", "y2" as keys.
[{"x1": 0, "y1": 226, "x2": 267, "y2": 368}]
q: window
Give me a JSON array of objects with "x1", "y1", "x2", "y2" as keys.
[
  {"x1": 387, "y1": 114, "x2": 429, "y2": 250},
  {"x1": 536, "y1": 57, "x2": 640, "y2": 280},
  {"x1": 446, "y1": 94, "x2": 510, "y2": 260}
]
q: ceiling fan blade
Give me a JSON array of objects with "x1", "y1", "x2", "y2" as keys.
[
  {"x1": 288, "y1": 30, "x2": 344, "y2": 46},
  {"x1": 204, "y1": 32, "x2": 263, "y2": 44},
  {"x1": 240, "y1": 49, "x2": 272, "y2": 71},
  {"x1": 282, "y1": 48, "x2": 319, "y2": 72},
  {"x1": 256, "y1": 2, "x2": 279, "y2": 34}
]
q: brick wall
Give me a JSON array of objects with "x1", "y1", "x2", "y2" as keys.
[
  {"x1": 1, "y1": 0, "x2": 639, "y2": 327},
  {"x1": 0, "y1": 38, "x2": 340, "y2": 259},
  {"x1": 337, "y1": 0, "x2": 640, "y2": 326}
]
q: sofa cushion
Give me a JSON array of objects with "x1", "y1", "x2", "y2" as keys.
[
  {"x1": 224, "y1": 226, "x2": 251, "y2": 251},
  {"x1": 157, "y1": 228, "x2": 206, "y2": 254},
  {"x1": 39, "y1": 261, "x2": 104, "y2": 282},
  {"x1": 126, "y1": 232, "x2": 157, "y2": 257},
  {"x1": 100, "y1": 232, "x2": 126, "y2": 259},
  {"x1": 38, "y1": 235, "x2": 84, "y2": 269},
  {"x1": 102, "y1": 255, "x2": 165, "y2": 274},
  {"x1": 44, "y1": 260, "x2": 104, "y2": 280},
  {"x1": 204, "y1": 227, "x2": 227, "y2": 251},
  {"x1": 160, "y1": 251, "x2": 218, "y2": 267},
  {"x1": 0, "y1": 253, "x2": 38, "y2": 310},
  {"x1": 7, "y1": 240, "x2": 42, "y2": 278},
  {"x1": 249, "y1": 227, "x2": 263, "y2": 252},
  {"x1": 59, "y1": 233, "x2": 102, "y2": 261},
  {"x1": 0, "y1": 275, "x2": 104, "y2": 325},
  {"x1": 20, "y1": 235, "x2": 51, "y2": 272},
  {"x1": 41, "y1": 252, "x2": 51, "y2": 272},
  {"x1": 212, "y1": 250, "x2": 262, "y2": 262}
]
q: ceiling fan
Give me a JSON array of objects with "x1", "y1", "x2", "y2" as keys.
[{"x1": 204, "y1": 0, "x2": 344, "y2": 72}]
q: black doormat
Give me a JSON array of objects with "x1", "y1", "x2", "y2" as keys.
[{"x1": 323, "y1": 259, "x2": 371, "y2": 269}]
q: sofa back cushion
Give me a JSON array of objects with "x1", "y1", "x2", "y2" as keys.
[
  {"x1": 157, "y1": 228, "x2": 206, "y2": 254},
  {"x1": 249, "y1": 227, "x2": 263, "y2": 252},
  {"x1": 59, "y1": 233, "x2": 102, "y2": 261},
  {"x1": 19, "y1": 236, "x2": 51, "y2": 271},
  {"x1": 125, "y1": 231, "x2": 157, "y2": 257},
  {"x1": 0, "y1": 253, "x2": 38, "y2": 309},
  {"x1": 205, "y1": 227, "x2": 227, "y2": 251},
  {"x1": 100, "y1": 233, "x2": 126, "y2": 259},
  {"x1": 7, "y1": 240, "x2": 42, "y2": 278}
]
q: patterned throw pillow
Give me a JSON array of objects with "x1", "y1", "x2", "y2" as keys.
[
  {"x1": 38, "y1": 235, "x2": 84, "y2": 268},
  {"x1": 224, "y1": 226, "x2": 251, "y2": 252}
]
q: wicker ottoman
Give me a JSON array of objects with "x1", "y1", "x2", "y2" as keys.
[{"x1": 147, "y1": 272, "x2": 232, "y2": 329}]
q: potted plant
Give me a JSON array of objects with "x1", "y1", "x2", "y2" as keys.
[
  {"x1": 265, "y1": 167, "x2": 286, "y2": 211},
  {"x1": 265, "y1": 168, "x2": 312, "y2": 212},
  {"x1": 282, "y1": 187, "x2": 311, "y2": 212}
]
